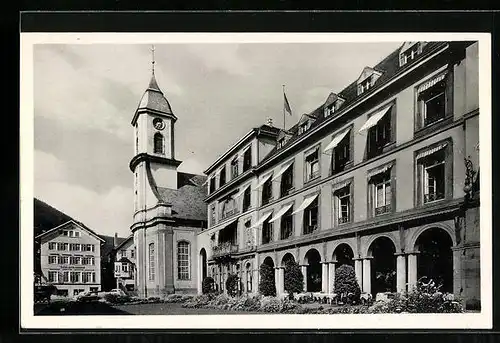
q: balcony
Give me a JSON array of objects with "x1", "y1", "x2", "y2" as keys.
[
  {"x1": 338, "y1": 216, "x2": 350, "y2": 224},
  {"x1": 220, "y1": 208, "x2": 240, "y2": 220},
  {"x1": 303, "y1": 224, "x2": 318, "y2": 235},
  {"x1": 424, "y1": 192, "x2": 445, "y2": 203},
  {"x1": 375, "y1": 204, "x2": 391, "y2": 216},
  {"x1": 212, "y1": 242, "x2": 239, "y2": 259}
]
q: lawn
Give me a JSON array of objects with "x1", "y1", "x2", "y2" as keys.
[{"x1": 113, "y1": 302, "x2": 264, "y2": 315}]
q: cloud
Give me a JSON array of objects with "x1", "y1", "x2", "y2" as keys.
[
  {"x1": 34, "y1": 44, "x2": 183, "y2": 142},
  {"x1": 35, "y1": 181, "x2": 133, "y2": 238},
  {"x1": 34, "y1": 150, "x2": 133, "y2": 238}
]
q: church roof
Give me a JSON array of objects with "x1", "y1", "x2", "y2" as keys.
[
  {"x1": 137, "y1": 73, "x2": 174, "y2": 116},
  {"x1": 156, "y1": 172, "x2": 208, "y2": 222}
]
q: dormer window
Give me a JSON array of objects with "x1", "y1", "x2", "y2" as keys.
[
  {"x1": 399, "y1": 42, "x2": 425, "y2": 67},
  {"x1": 356, "y1": 67, "x2": 382, "y2": 96},
  {"x1": 277, "y1": 138, "x2": 285, "y2": 149},
  {"x1": 298, "y1": 121, "x2": 310, "y2": 135},
  {"x1": 358, "y1": 77, "x2": 372, "y2": 95},
  {"x1": 324, "y1": 105, "x2": 335, "y2": 118}
]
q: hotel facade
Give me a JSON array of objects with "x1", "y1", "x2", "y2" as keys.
[{"x1": 196, "y1": 41, "x2": 481, "y2": 305}]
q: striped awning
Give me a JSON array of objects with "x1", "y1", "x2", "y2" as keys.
[
  {"x1": 249, "y1": 211, "x2": 273, "y2": 229},
  {"x1": 418, "y1": 72, "x2": 447, "y2": 93},
  {"x1": 268, "y1": 203, "x2": 294, "y2": 223},
  {"x1": 271, "y1": 160, "x2": 294, "y2": 181},
  {"x1": 323, "y1": 128, "x2": 351, "y2": 153},
  {"x1": 234, "y1": 183, "x2": 251, "y2": 198},
  {"x1": 291, "y1": 193, "x2": 319, "y2": 215},
  {"x1": 358, "y1": 106, "x2": 392, "y2": 133},
  {"x1": 332, "y1": 179, "x2": 351, "y2": 192},
  {"x1": 253, "y1": 173, "x2": 273, "y2": 190},
  {"x1": 367, "y1": 162, "x2": 394, "y2": 179},
  {"x1": 416, "y1": 143, "x2": 448, "y2": 160}
]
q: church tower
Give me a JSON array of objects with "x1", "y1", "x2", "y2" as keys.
[{"x1": 129, "y1": 47, "x2": 183, "y2": 297}]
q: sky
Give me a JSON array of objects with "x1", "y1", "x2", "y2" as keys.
[{"x1": 33, "y1": 41, "x2": 403, "y2": 238}]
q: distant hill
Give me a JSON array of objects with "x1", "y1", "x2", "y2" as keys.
[{"x1": 34, "y1": 198, "x2": 74, "y2": 237}]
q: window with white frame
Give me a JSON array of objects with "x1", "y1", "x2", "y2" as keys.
[
  {"x1": 280, "y1": 163, "x2": 294, "y2": 197},
  {"x1": 177, "y1": 241, "x2": 190, "y2": 280},
  {"x1": 417, "y1": 146, "x2": 447, "y2": 204},
  {"x1": 399, "y1": 43, "x2": 422, "y2": 66},
  {"x1": 334, "y1": 185, "x2": 352, "y2": 225},
  {"x1": 70, "y1": 256, "x2": 81, "y2": 265},
  {"x1": 417, "y1": 75, "x2": 447, "y2": 127},
  {"x1": 48, "y1": 242, "x2": 56, "y2": 250},
  {"x1": 70, "y1": 243, "x2": 80, "y2": 251},
  {"x1": 324, "y1": 104, "x2": 335, "y2": 118},
  {"x1": 48, "y1": 255, "x2": 58, "y2": 264},
  {"x1": 231, "y1": 156, "x2": 239, "y2": 179},
  {"x1": 57, "y1": 242, "x2": 68, "y2": 251},
  {"x1": 358, "y1": 77, "x2": 373, "y2": 95},
  {"x1": 149, "y1": 243, "x2": 155, "y2": 281},
  {"x1": 298, "y1": 121, "x2": 310, "y2": 135},
  {"x1": 280, "y1": 206, "x2": 294, "y2": 240},
  {"x1": 262, "y1": 217, "x2": 274, "y2": 244},
  {"x1": 121, "y1": 263, "x2": 129, "y2": 273},
  {"x1": 243, "y1": 147, "x2": 252, "y2": 172},
  {"x1": 219, "y1": 167, "x2": 226, "y2": 187},
  {"x1": 305, "y1": 148, "x2": 320, "y2": 181},
  {"x1": 48, "y1": 271, "x2": 58, "y2": 283},
  {"x1": 303, "y1": 198, "x2": 319, "y2": 235},
  {"x1": 369, "y1": 170, "x2": 392, "y2": 216},
  {"x1": 261, "y1": 177, "x2": 273, "y2": 205},
  {"x1": 58, "y1": 255, "x2": 69, "y2": 265},
  {"x1": 82, "y1": 271, "x2": 93, "y2": 283},
  {"x1": 70, "y1": 271, "x2": 80, "y2": 283},
  {"x1": 62, "y1": 271, "x2": 69, "y2": 283}
]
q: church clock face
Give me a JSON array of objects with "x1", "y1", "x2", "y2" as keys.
[{"x1": 153, "y1": 118, "x2": 165, "y2": 130}]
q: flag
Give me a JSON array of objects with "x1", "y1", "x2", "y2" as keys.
[{"x1": 284, "y1": 91, "x2": 292, "y2": 116}]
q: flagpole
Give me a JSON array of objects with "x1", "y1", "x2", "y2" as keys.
[{"x1": 282, "y1": 84, "x2": 286, "y2": 131}]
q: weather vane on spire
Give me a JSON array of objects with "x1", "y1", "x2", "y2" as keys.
[{"x1": 151, "y1": 45, "x2": 156, "y2": 74}]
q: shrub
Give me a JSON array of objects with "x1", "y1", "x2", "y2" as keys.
[
  {"x1": 103, "y1": 293, "x2": 131, "y2": 304},
  {"x1": 225, "y1": 274, "x2": 239, "y2": 297},
  {"x1": 334, "y1": 264, "x2": 361, "y2": 304},
  {"x1": 259, "y1": 263, "x2": 276, "y2": 296},
  {"x1": 163, "y1": 294, "x2": 194, "y2": 303},
  {"x1": 368, "y1": 278, "x2": 464, "y2": 314},
  {"x1": 259, "y1": 296, "x2": 281, "y2": 313},
  {"x1": 202, "y1": 276, "x2": 216, "y2": 294},
  {"x1": 283, "y1": 260, "x2": 304, "y2": 299}
]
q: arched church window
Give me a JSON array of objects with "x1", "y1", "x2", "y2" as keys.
[
  {"x1": 154, "y1": 133, "x2": 164, "y2": 154},
  {"x1": 148, "y1": 243, "x2": 155, "y2": 281},
  {"x1": 177, "y1": 241, "x2": 190, "y2": 280}
]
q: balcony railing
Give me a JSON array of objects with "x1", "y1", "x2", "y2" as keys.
[
  {"x1": 306, "y1": 170, "x2": 320, "y2": 181},
  {"x1": 424, "y1": 192, "x2": 445, "y2": 203},
  {"x1": 303, "y1": 224, "x2": 318, "y2": 235},
  {"x1": 220, "y1": 208, "x2": 240, "y2": 220},
  {"x1": 212, "y1": 242, "x2": 239, "y2": 258},
  {"x1": 375, "y1": 204, "x2": 391, "y2": 215},
  {"x1": 338, "y1": 216, "x2": 350, "y2": 224},
  {"x1": 280, "y1": 186, "x2": 294, "y2": 198}
]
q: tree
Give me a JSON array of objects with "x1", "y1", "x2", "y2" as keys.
[
  {"x1": 283, "y1": 260, "x2": 304, "y2": 299},
  {"x1": 334, "y1": 264, "x2": 361, "y2": 304},
  {"x1": 225, "y1": 274, "x2": 239, "y2": 297},
  {"x1": 259, "y1": 263, "x2": 276, "y2": 296},
  {"x1": 202, "y1": 276, "x2": 215, "y2": 294}
]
